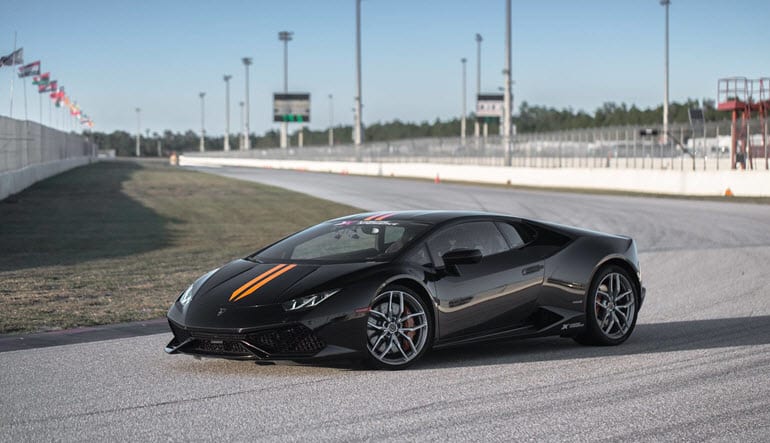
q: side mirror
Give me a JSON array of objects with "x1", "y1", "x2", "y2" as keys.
[{"x1": 442, "y1": 248, "x2": 483, "y2": 266}]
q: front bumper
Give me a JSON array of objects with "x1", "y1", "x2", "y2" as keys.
[
  {"x1": 165, "y1": 308, "x2": 368, "y2": 362},
  {"x1": 166, "y1": 321, "x2": 329, "y2": 360}
]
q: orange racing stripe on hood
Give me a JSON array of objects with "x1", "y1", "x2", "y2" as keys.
[
  {"x1": 374, "y1": 212, "x2": 396, "y2": 220},
  {"x1": 231, "y1": 264, "x2": 297, "y2": 302},
  {"x1": 229, "y1": 264, "x2": 287, "y2": 302}
]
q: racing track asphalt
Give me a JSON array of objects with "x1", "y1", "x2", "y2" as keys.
[{"x1": 2, "y1": 166, "x2": 769, "y2": 442}]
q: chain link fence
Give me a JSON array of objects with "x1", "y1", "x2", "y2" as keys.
[
  {"x1": 0, "y1": 116, "x2": 96, "y2": 174},
  {"x1": 187, "y1": 119, "x2": 770, "y2": 171}
]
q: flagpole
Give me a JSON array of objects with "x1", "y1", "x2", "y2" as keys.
[
  {"x1": 48, "y1": 97, "x2": 52, "y2": 126},
  {"x1": 39, "y1": 90, "x2": 42, "y2": 123},
  {"x1": 9, "y1": 31, "x2": 17, "y2": 117},
  {"x1": 22, "y1": 75, "x2": 28, "y2": 121}
]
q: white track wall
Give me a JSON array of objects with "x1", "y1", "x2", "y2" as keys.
[
  {"x1": 0, "y1": 117, "x2": 95, "y2": 200},
  {"x1": 180, "y1": 156, "x2": 770, "y2": 197}
]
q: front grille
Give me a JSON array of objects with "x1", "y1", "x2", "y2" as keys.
[
  {"x1": 247, "y1": 325, "x2": 325, "y2": 356},
  {"x1": 190, "y1": 339, "x2": 251, "y2": 355},
  {"x1": 173, "y1": 323, "x2": 325, "y2": 358}
]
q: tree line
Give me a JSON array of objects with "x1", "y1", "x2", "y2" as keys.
[{"x1": 90, "y1": 99, "x2": 724, "y2": 157}]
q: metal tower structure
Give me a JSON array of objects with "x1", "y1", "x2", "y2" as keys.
[{"x1": 717, "y1": 77, "x2": 769, "y2": 170}]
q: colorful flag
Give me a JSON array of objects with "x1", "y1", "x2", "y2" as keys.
[
  {"x1": 32, "y1": 72, "x2": 50, "y2": 85},
  {"x1": 0, "y1": 48, "x2": 23, "y2": 67},
  {"x1": 39, "y1": 80, "x2": 57, "y2": 93},
  {"x1": 51, "y1": 86, "x2": 64, "y2": 106},
  {"x1": 18, "y1": 60, "x2": 40, "y2": 77}
]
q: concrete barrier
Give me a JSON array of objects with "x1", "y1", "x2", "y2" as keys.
[
  {"x1": 0, "y1": 156, "x2": 92, "y2": 200},
  {"x1": 179, "y1": 156, "x2": 770, "y2": 197},
  {"x1": 0, "y1": 116, "x2": 96, "y2": 200}
]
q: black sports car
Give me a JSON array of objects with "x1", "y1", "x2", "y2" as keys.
[{"x1": 166, "y1": 211, "x2": 645, "y2": 369}]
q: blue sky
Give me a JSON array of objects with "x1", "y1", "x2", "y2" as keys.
[{"x1": 2, "y1": 0, "x2": 769, "y2": 135}]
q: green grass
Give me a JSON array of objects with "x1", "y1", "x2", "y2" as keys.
[{"x1": 0, "y1": 161, "x2": 360, "y2": 334}]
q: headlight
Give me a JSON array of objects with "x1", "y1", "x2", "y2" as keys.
[
  {"x1": 177, "y1": 268, "x2": 220, "y2": 306},
  {"x1": 282, "y1": 289, "x2": 340, "y2": 311},
  {"x1": 178, "y1": 284, "x2": 194, "y2": 306}
]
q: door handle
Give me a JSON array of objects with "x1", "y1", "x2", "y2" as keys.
[{"x1": 522, "y1": 264, "x2": 544, "y2": 275}]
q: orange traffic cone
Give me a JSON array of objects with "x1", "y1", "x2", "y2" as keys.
[
  {"x1": 724, "y1": 188, "x2": 733, "y2": 197},
  {"x1": 434, "y1": 174, "x2": 440, "y2": 184}
]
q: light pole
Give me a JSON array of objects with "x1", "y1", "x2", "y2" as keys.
[
  {"x1": 661, "y1": 0, "x2": 670, "y2": 145},
  {"x1": 503, "y1": 0, "x2": 513, "y2": 166},
  {"x1": 242, "y1": 57, "x2": 252, "y2": 150},
  {"x1": 135, "y1": 107, "x2": 141, "y2": 157},
  {"x1": 223, "y1": 75, "x2": 232, "y2": 151},
  {"x1": 329, "y1": 93, "x2": 334, "y2": 146},
  {"x1": 199, "y1": 92, "x2": 206, "y2": 152},
  {"x1": 475, "y1": 33, "x2": 482, "y2": 139},
  {"x1": 279, "y1": 31, "x2": 293, "y2": 149},
  {"x1": 461, "y1": 58, "x2": 467, "y2": 145},
  {"x1": 239, "y1": 101, "x2": 244, "y2": 150},
  {"x1": 354, "y1": 0, "x2": 364, "y2": 152}
]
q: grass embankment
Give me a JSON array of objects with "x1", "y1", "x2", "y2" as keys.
[{"x1": 0, "y1": 161, "x2": 360, "y2": 334}]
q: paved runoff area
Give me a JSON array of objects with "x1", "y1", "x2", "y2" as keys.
[{"x1": 2, "y1": 166, "x2": 769, "y2": 441}]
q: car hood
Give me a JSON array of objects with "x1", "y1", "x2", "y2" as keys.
[{"x1": 187, "y1": 259, "x2": 380, "y2": 311}]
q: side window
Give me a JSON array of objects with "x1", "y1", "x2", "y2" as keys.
[
  {"x1": 496, "y1": 222, "x2": 525, "y2": 249},
  {"x1": 384, "y1": 226, "x2": 405, "y2": 244},
  {"x1": 427, "y1": 221, "x2": 508, "y2": 266}
]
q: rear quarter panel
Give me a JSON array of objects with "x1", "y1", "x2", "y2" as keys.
[{"x1": 539, "y1": 235, "x2": 638, "y2": 314}]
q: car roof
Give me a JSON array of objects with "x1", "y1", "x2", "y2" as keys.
[{"x1": 328, "y1": 210, "x2": 521, "y2": 225}]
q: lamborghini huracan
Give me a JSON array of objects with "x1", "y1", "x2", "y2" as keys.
[{"x1": 166, "y1": 211, "x2": 644, "y2": 369}]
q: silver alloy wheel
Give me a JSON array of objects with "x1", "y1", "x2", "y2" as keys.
[
  {"x1": 366, "y1": 290, "x2": 429, "y2": 366},
  {"x1": 594, "y1": 272, "x2": 636, "y2": 340}
]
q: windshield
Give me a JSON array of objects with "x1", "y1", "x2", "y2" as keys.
[{"x1": 254, "y1": 220, "x2": 431, "y2": 263}]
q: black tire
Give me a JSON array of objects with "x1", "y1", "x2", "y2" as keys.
[
  {"x1": 364, "y1": 285, "x2": 433, "y2": 370},
  {"x1": 574, "y1": 265, "x2": 639, "y2": 346}
]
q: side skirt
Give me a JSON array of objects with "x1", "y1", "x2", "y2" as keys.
[{"x1": 432, "y1": 307, "x2": 586, "y2": 349}]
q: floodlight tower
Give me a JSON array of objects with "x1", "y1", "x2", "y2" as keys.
[
  {"x1": 135, "y1": 107, "x2": 141, "y2": 157},
  {"x1": 503, "y1": 0, "x2": 513, "y2": 166},
  {"x1": 354, "y1": 0, "x2": 364, "y2": 151},
  {"x1": 199, "y1": 92, "x2": 206, "y2": 152},
  {"x1": 475, "y1": 33, "x2": 482, "y2": 139},
  {"x1": 461, "y1": 58, "x2": 467, "y2": 145},
  {"x1": 239, "y1": 100, "x2": 245, "y2": 150},
  {"x1": 661, "y1": 0, "x2": 670, "y2": 145},
  {"x1": 242, "y1": 57, "x2": 252, "y2": 150},
  {"x1": 279, "y1": 31, "x2": 293, "y2": 149},
  {"x1": 328, "y1": 93, "x2": 334, "y2": 146},
  {"x1": 223, "y1": 75, "x2": 232, "y2": 151}
]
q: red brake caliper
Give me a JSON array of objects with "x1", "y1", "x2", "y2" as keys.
[{"x1": 402, "y1": 305, "x2": 415, "y2": 352}]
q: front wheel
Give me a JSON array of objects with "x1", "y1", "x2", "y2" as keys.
[
  {"x1": 365, "y1": 286, "x2": 433, "y2": 370},
  {"x1": 574, "y1": 265, "x2": 639, "y2": 346}
]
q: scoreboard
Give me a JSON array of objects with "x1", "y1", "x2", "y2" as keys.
[{"x1": 273, "y1": 93, "x2": 311, "y2": 123}]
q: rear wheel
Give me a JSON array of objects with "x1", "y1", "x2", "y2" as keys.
[
  {"x1": 365, "y1": 286, "x2": 432, "y2": 370},
  {"x1": 574, "y1": 265, "x2": 638, "y2": 346}
]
